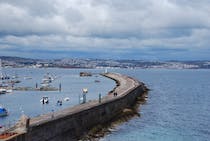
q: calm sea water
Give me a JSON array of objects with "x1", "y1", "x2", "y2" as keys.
[
  {"x1": 0, "y1": 68, "x2": 115, "y2": 126},
  {"x1": 101, "y1": 69, "x2": 210, "y2": 141},
  {"x1": 1, "y1": 68, "x2": 209, "y2": 141}
]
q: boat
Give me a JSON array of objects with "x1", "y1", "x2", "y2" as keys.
[
  {"x1": 0, "y1": 106, "x2": 8, "y2": 117},
  {"x1": 0, "y1": 60, "x2": 15, "y2": 93},
  {"x1": 0, "y1": 59, "x2": 11, "y2": 81},
  {"x1": 6, "y1": 89, "x2": 13, "y2": 93},
  {"x1": 82, "y1": 88, "x2": 88, "y2": 93},
  {"x1": 0, "y1": 88, "x2": 6, "y2": 94},
  {"x1": 24, "y1": 76, "x2": 32, "y2": 80},
  {"x1": 42, "y1": 73, "x2": 55, "y2": 83},
  {"x1": 40, "y1": 73, "x2": 55, "y2": 88},
  {"x1": 42, "y1": 77, "x2": 52, "y2": 84},
  {"x1": 80, "y1": 72, "x2": 92, "y2": 77},
  {"x1": 12, "y1": 73, "x2": 18, "y2": 79},
  {"x1": 9, "y1": 80, "x2": 21, "y2": 84},
  {"x1": 40, "y1": 96, "x2": 49, "y2": 104},
  {"x1": 40, "y1": 82, "x2": 50, "y2": 87},
  {"x1": 64, "y1": 97, "x2": 70, "y2": 101},
  {"x1": 0, "y1": 60, "x2": 8, "y2": 94},
  {"x1": 94, "y1": 80, "x2": 100, "y2": 83}
]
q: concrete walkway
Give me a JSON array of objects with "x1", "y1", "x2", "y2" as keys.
[
  {"x1": 29, "y1": 73, "x2": 140, "y2": 127},
  {"x1": 2, "y1": 72, "x2": 142, "y2": 141}
]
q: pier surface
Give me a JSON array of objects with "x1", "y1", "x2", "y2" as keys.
[
  {"x1": 28, "y1": 73, "x2": 140, "y2": 126},
  {"x1": 3, "y1": 73, "x2": 147, "y2": 141}
]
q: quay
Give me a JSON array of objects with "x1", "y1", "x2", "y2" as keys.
[{"x1": 1, "y1": 73, "x2": 148, "y2": 141}]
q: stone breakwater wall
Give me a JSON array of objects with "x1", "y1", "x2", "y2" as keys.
[{"x1": 5, "y1": 73, "x2": 147, "y2": 141}]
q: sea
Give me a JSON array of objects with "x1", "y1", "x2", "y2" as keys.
[
  {"x1": 1, "y1": 68, "x2": 210, "y2": 141},
  {"x1": 0, "y1": 68, "x2": 116, "y2": 126},
  {"x1": 101, "y1": 69, "x2": 210, "y2": 141}
]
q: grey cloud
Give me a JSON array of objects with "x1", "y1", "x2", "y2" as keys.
[
  {"x1": 1, "y1": 0, "x2": 57, "y2": 17},
  {"x1": 63, "y1": 7, "x2": 83, "y2": 23},
  {"x1": 0, "y1": 0, "x2": 210, "y2": 59},
  {"x1": 1, "y1": 0, "x2": 210, "y2": 37}
]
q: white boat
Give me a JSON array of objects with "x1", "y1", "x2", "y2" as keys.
[
  {"x1": 6, "y1": 89, "x2": 13, "y2": 93},
  {"x1": 42, "y1": 78, "x2": 52, "y2": 84},
  {"x1": 42, "y1": 73, "x2": 55, "y2": 83},
  {"x1": 41, "y1": 82, "x2": 50, "y2": 87},
  {"x1": 40, "y1": 96, "x2": 49, "y2": 104},
  {"x1": 82, "y1": 88, "x2": 88, "y2": 93},
  {"x1": 0, "y1": 106, "x2": 8, "y2": 117},
  {"x1": 64, "y1": 97, "x2": 70, "y2": 101},
  {"x1": 24, "y1": 76, "x2": 32, "y2": 80},
  {"x1": 12, "y1": 75, "x2": 18, "y2": 79},
  {"x1": 0, "y1": 88, "x2": 6, "y2": 94},
  {"x1": 40, "y1": 73, "x2": 55, "y2": 87}
]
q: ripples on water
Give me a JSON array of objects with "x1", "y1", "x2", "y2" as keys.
[{"x1": 101, "y1": 69, "x2": 210, "y2": 141}]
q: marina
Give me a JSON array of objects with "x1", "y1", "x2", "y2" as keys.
[
  {"x1": 0, "y1": 68, "x2": 116, "y2": 128},
  {"x1": 0, "y1": 71, "x2": 147, "y2": 141},
  {"x1": 0, "y1": 67, "x2": 209, "y2": 141},
  {"x1": 0, "y1": 0, "x2": 209, "y2": 140}
]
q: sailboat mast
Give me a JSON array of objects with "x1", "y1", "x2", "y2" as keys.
[{"x1": 0, "y1": 59, "x2": 2, "y2": 79}]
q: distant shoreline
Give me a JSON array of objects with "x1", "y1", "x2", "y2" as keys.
[{"x1": 1, "y1": 56, "x2": 210, "y2": 69}]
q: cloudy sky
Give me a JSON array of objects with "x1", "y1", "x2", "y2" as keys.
[{"x1": 0, "y1": 0, "x2": 210, "y2": 60}]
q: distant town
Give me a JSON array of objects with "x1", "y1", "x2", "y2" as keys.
[{"x1": 0, "y1": 56, "x2": 210, "y2": 69}]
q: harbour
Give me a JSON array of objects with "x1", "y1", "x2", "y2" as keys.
[
  {"x1": 0, "y1": 68, "x2": 116, "y2": 128},
  {"x1": 0, "y1": 0, "x2": 210, "y2": 140},
  {"x1": 0, "y1": 67, "x2": 210, "y2": 141},
  {"x1": 0, "y1": 70, "x2": 148, "y2": 141}
]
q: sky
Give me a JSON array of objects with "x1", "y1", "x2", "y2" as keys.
[{"x1": 0, "y1": 0, "x2": 210, "y2": 60}]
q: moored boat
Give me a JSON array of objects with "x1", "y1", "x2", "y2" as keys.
[
  {"x1": 6, "y1": 89, "x2": 13, "y2": 93},
  {"x1": 94, "y1": 80, "x2": 100, "y2": 83},
  {"x1": 24, "y1": 76, "x2": 32, "y2": 80},
  {"x1": 82, "y1": 88, "x2": 88, "y2": 93},
  {"x1": 64, "y1": 97, "x2": 70, "y2": 101},
  {"x1": 0, "y1": 106, "x2": 8, "y2": 117},
  {"x1": 80, "y1": 72, "x2": 92, "y2": 77},
  {"x1": 40, "y1": 96, "x2": 49, "y2": 104},
  {"x1": 0, "y1": 88, "x2": 6, "y2": 94}
]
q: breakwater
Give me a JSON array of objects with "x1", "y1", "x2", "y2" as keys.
[{"x1": 2, "y1": 73, "x2": 148, "y2": 141}]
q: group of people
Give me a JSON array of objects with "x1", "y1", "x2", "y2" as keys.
[{"x1": 113, "y1": 92, "x2": 118, "y2": 97}]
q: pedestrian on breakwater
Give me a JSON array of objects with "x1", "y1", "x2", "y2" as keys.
[
  {"x1": 51, "y1": 110, "x2": 54, "y2": 118},
  {"x1": 114, "y1": 92, "x2": 118, "y2": 97}
]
